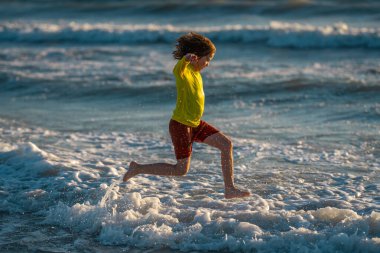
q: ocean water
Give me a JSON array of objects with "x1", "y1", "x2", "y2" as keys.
[{"x1": 0, "y1": 1, "x2": 380, "y2": 252}]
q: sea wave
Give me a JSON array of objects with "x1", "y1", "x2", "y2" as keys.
[
  {"x1": 1, "y1": 0, "x2": 380, "y2": 19},
  {"x1": 1, "y1": 21, "x2": 379, "y2": 48}
]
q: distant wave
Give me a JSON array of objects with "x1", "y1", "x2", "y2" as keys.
[
  {"x1": 1, "y1": 1, "x2": 380, "y2": 19},
  {"x1": 1, "y1": 21, "x2": 379, "y2": 48}
]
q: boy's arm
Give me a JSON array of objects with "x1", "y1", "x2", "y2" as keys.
[{"x1": 173, "y1": 54, "x2": 198, "y2": 77}]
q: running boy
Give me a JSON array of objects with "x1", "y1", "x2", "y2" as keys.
[{"x1": 123, "y1": 32, "x2": 250, "y2": 199}]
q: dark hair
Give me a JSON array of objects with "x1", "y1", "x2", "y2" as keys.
[{"x1": 172, "y1": 32, "x2": 216, "y2": 60}]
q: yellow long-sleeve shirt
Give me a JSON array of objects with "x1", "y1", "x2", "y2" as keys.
[{"x1": 171, "y1": 56, "x2": 205, "y2": 127}]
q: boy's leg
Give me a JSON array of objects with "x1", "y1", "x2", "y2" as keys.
[
  {"x1": 123, "y1": 119, "x2": 193, "y2": 182},
  {"x1": 123, "y1": 157, "x2": 191, "y2": 182},
  {"x1": 203, "y1": 132, "x2": 250, "y2": 199}
]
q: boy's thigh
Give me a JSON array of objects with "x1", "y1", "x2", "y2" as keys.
[
  {"x1": 194, "y1": 120, "x2": 219, "y2": 143},
  {"x1": 169, "y1": 120, "x2": 192, "y2": 159},
  {"x1": 203, "y1": 131, "x2": 232, "y2": 151}
]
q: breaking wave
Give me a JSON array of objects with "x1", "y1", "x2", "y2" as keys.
[{"x1": 1, "y1": 21, "x2": 379, "y2": 48}]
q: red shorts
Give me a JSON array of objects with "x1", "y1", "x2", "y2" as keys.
[{"x1": 169, "y1": 119, "x2": 219, "y2": 160}]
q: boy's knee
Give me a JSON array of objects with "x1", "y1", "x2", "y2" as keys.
[
  {"x1": 220, "y1": 138, "x2": 233, "y2": 153},
  {"x1": 175, "y1": 159, "x2": 191, "y2": 176}
]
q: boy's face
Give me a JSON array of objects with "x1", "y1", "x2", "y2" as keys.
[{"x1": 196, "y1": 53, "x2": 214, "y2": 71}]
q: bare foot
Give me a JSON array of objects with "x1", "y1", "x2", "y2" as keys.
[
  {"x1": 123, "y1": 161, "x2": 139, "y2": 182},
  {"x1": 224, "y1": 187, "x2": 251, "y2": 199}
]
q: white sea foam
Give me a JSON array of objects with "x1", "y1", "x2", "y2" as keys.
[
  {"x1": 44, "y1": 192, "x2": 380, "y2": 252},
  {"x1": 0, "y1": 120, "x2": 379, "y2": 251},
  {"x1": 1, "y1": 21, "x2": 379, "y2": 48}
]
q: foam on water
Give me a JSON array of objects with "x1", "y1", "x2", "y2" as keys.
[
  {"x1": 44, "y1": 191, "x2": 380, "y2": 252},
  {"x1": 0, "y1": 120, "x2": 379, "y2": 252}
]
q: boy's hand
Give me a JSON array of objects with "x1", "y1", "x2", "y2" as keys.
[{"x1": 185, "y1": 53, "x2": 198, "y2": 64}]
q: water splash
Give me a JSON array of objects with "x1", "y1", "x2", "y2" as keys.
[{"x1": 99, "y1": 178, "x2": 122, "y2": 208}]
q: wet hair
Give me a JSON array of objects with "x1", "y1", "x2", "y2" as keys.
[{"x1": 172, "y1": 32, "x2": 216, "y2": 60}]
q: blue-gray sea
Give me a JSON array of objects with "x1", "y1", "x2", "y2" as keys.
[{"x1": 0, "y1": 1, "x2": 379, "y2": 252}]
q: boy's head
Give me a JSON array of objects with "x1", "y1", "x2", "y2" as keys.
[{"x1": 173, "y1": 32, "x2": 216, "y2": 60}]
